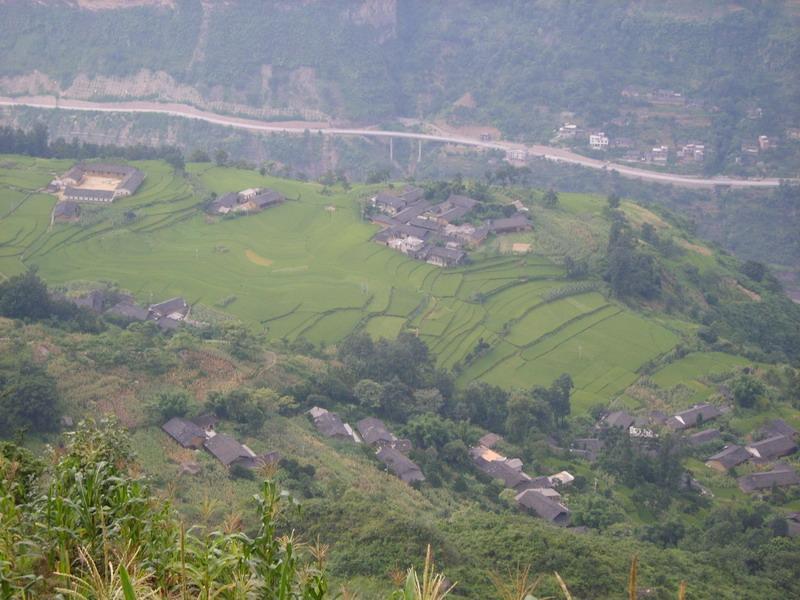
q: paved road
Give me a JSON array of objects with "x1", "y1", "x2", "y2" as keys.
[{"x1": 0, "y1": 95, "x2": 792, "y2": 189}]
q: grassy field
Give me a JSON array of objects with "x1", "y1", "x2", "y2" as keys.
[{"x1": 0, "y1": 157, "x2": 690, "y2": 405}]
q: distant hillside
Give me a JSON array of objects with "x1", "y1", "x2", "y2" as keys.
[{"x1": 0, "y1": 0, "x2": 798, "y2": 173}]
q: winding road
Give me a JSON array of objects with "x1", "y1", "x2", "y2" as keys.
[{"x1": 0, "y1": 95, "x2": 793, "y2": 190}]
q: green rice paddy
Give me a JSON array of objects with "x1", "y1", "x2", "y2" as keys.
[{"x1": 0, "y1": 157, "x2": 686, "y2": 405}]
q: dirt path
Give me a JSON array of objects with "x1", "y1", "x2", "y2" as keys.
[{"x1": 0, "y1": 95, "x2": 793, "y2": 190}]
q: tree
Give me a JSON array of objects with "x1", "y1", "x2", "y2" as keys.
[
  {"x1": 214, "y1": 149, "x2": 229, "y2": 166},
  {"x1": 543, "y1": 188, "x2": 559, "y2": 208},
  {"x1": 607, "y1": 193, "x2": 621, "y2": 209},
  {"x1": 354, "y1": 379, "x2": 384, "y2": 410},
  {"x1": 740, "y1": 260, "x2": 767, "y2": 282},
  {"x1": 505, "y1": 390, "x2": 551, "y2": 443},
  {"x1": 153, "y1": 390, "x2": 190, "y2": 420},
  {"x1": 189, "y1": 149, "x2": 211, "y2": 162},
  {"x1": 547, "y1": 373, "x2": 573, "y2": 426},
  {"x1": 453, "y1": 382, "x2": 509, "y2": 432},
  {"x1": 732, "y1": 375, "x2": 765, "y2": 408},
  {"x1": 0, "y1": 268, "x2": 52, "y2": 320},
  {"x1": 0, "y1": 358, "x2": 60, "y2": 434}
]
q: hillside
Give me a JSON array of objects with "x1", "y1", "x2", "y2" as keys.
[
  {"x1": 0, "y1": 1, "x2": 799, "y2": 174},
  {"x1": 3, "y1": 155, "x2": 797, "y2": 399}
]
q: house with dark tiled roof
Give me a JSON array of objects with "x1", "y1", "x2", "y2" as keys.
[
  {"x1": 105, "y1": 300, "x2": 149, "y2": 322},
  {"x1": 425, "y1": 246, "x2": 465, "y2": 267},
  {"x1": 685, "y1": 429, "x2": 721, "y2": 447},
  {"x1": 308, "y1": 407, "x2": 358, "y2": 442},
  {"x1": 760, "y1": 419, "x2": 798, "y2": 440},
  {"x1": 738, "y1": 464, "x2": 800, "y2": 493},
  {"x1": 515, "y1": 489, "x2": 570, "y2": 525},
  {"x1": 600, "y1": 411, "x2": 635, "y2": 430},
  {"x1": 70, "y1": 289, "x2": 106, "y2": 312},
  {"x1": 746, "y1": 435, "x2": 797, "y2": 462},
  {"x1": 706, "y1": 444, "x2": 751, "y2": 472},
  {"x1": 54, "y1": 201, "x2": 80, "y2": 221},
  {"x1": 570, "y1": 438, "x2": 604, "y2": 462},
  {"x1": 490, "y1": 214, "x2": 532, "y2": 234},
  {"x1": 54, "y1": 163, "x2": 145, "y2": 201},
  {"x1": 64, "y1": 187, "x2": 115, "y2": 202},
  {"x1": 203, "y1": 433, "x2": 262, "y2": 469},
  {"x1": 666, "y1": 404, "x2": 722, "y2": 431},
  {"x1": 376, "y1": 446, "x2": 425, "y2": 484},
  {"x1": 162, "y1": 417, "x2": 207, "y2": 449},
  {"x1": 357, "y1": 417, "x2": 397, "y2": 447}
]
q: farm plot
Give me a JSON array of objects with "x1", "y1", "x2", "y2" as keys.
[{"x1": 0, "y1": 157, "x2": 688, "y2": 399}]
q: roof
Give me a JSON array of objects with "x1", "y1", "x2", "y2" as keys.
[
  {"x1": 706, "y1": 444, "x2": 751, "y2": 470},
  {"x1": 374, "y1": 192, "x2": 407, "y2": 209},
  {"x1": 479, "y1": 433, "x2": 503, "y2": 448},
  {"x1": 426, "y1": 246, "x2": 466, "y2": 263},
  {"x1": 760, "y1": 419, "x2": 798, "y2": 439},
  {"x1": 490, "y1": 214, "x2": 531, "y2": 233},
  {"x1": 474, "y1": 456, "x2": 531, "y2": 489},
  {"x1": 64, "y1": 186, "x2": 115, "y2": 201},
  {"x1": 203, "y1": 433, "x2": 255, "y2": 467},
  {"x1": 105, "y1": 301, "x2": 149, "y2": 321},
  {"x1": 376, "y1": 446, "x2": 425, "y2": 484},
  {"x1": 313, "y1": 411, "x2": 351, "y2": 439},
  {"x1": 549, "y1": 471, "x2": 575, "y2": 486},
  {"x1": 71, "y1": 289, "x2": 106, "y2": 312},
  {"x1": 356, "y1": 417, "x2": 396, "y2": 446},
  {"x1": 447, "y1": 194, "x2": 479, "y2": 209},
  {"x1": 212, "y1": 192, "x2": 240, "y2": 210},
  {"x1": 602, "y1": 411, "x2": 635, "y2": 429},
  {"x1": 400, "y1": 187, "x2": 425, "y2": 203},
  {"x1": 393, "y1": 200, "x2": 432, "y2": 223},
  {"x1": 162, "y1": 417, "x2": 206, "y2": 449},
  {"x1": 686, "y1": 429, "x2": 721, "y2": 446},
  {"x1": 54, "y1": 201, "x2": 79, "y2": 218},
  {"x1": 149, "y1": 297, "x2": 188, "y2": 318},
  {"x1": 156, "y1": 316, "x2": 181, "y2": 331},
  {"x1": 515, "y1": 489, "x2": 570, "y2": 524},
  {"x1": 252, "y1": 189, "x2": 284, "y2": 208},
  {"x1": 667, "y1": 404, "x2": 722, "y2": 430},
  {"x1": 437, "y1": 205, "x2": 473, "y2": 223},
  {"x1": 119, "y1": 169, "x2": 145, "y2": 194},
  {"x1": 746, "y1": 435, "x2": 797, "y2": 461},
  {"x1": 738, "y1": 465, "x2": 800, "y2": 492}
]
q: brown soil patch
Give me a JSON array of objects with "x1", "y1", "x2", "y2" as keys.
[
  {"x1": 454, "y1": 92, "x2": 477, "y2": 109},
  {"x1": 623, "y1": 203, "x2": 669, "y2": 229},
  {"x1": 245, "y1": 249, "x2": 273, "y2": 266},
  {"x1": 676, "y1": 238, "x2": 712, "y2": 256}
]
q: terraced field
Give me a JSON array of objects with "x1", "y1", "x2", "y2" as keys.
[{"x1": 0, "y1": 157, "x2": 683, "y2": 405}]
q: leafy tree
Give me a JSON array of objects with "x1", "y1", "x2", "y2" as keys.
[
  {"x1": 214, "y1": 148, "x2": 229, "y2": 166},
  {"x1": 607, "y1": 193, "x2": 621, "y2": 209},
  {"x1": 189, "y1": 149, "x2": 211, "y2": 162},
  {"x1": 453, "y1": 381, "x2": 509, "y2": 432},
  {"x1": 547, "y1": 373, "x2": 573, "y2": 426},
  {"x1": 505, "y1": 390, "x2": 551, "y2": 443},
  {"x1": 732, "y1": 374, "x2": 765, "y2": 408},
  {"x1": 0, "y1": 357, "x2": 60, "y2": 434},
  {"x1": 152, "y1": 389, "x2": 190, "y2": 420},
  {"x1": 354, "y1": 378, "x2": 383, "y2": 410},
  {"x1": 0, "y1": 268, "x2": 51, "y2": 320},
  {"x1": 740, "y1": 260, "x2": 767, "y2": 282},
  {"x1": 543, "y1": 188, "x2": 559, "y2": 208}
]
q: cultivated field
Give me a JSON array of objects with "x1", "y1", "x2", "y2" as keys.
[{"x1": 0, "y1": 158, "x2": 684, "y2": 405}]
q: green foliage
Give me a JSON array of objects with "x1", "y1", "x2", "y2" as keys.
[
  {"x1": 0, "y1": 354, "x2": 60, "y2": 435},
  {"x1": 605, "y1": 217, "x2": 661, "y2": 300},
  {"x1": 732, "y1": 374, "x2": 765, "y2": 408},
  {"x1": 0, "y1": 421, "x2": 330, "y2": 598},
  {"x1": 152, "y1": 389, "x2": 190, "y2": 421}
]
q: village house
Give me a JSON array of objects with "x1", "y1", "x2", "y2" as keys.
[
  {"x1": 209, "y1": 188, "x2": 285, "y2": 215},
  {"x1": 54, "y1": 163, "x2": 145, "y2": 202},
  {"x1": 162, "y1": 417, "x2": 207, "y2": 449},
  {"x1": 738, "y1": 464, "x2": 800, "y2": 493},
  {"x1": 589, "y1": 132, "x2": 609, "y2": 150},
  {"x1": 203, "y1": 433, "x2": 263, "y2": 469},
  {"x1": 677, "y1": 143, "x2": 705, "y2": 163},
  {"x1": 570, "y1": 438, "x2": 604, "y2": 462},
  {"x1": 760, "y1": 419, "x2": 798, "y2": 440},
  {"x1": 376, "y1": 446, "x2": 425, "y2": 484},
  {"x1": 758, "y1": 135, "x2": 772, "y2": 151},
  {"x1": 666, "y1": 404, "x2": 722, "y2": 431},
  {"x1": 649, "y1": 145, "x2": 669, "y2": 165},
  {"x1": 489, "y1": 214, "x2": 532, "y2": 234},
  {"x1": 705, "y1": 445, "x2": 751, "y2": 472},
  {"x1": 506, "y1": 148, "x2": 528, "y2": 161},
  {"x1": 356, "y1": 417, "x2": 411, "y2": 452},
  {"x1": 479, "y1": 433, "x2": 503, "y2": 449},
  {"x1": 745, "y1": 435, "x2": 797, "y2": 463},
  {"x1": 599, "y1": 410, "x2": 635, "y2": 431},
  {"x1": 105, "y1": 299, "x2": 149, "y2": 322},
  {"x1": 425, "y1": 246, "x2": 466, "y2": 268},
  {"x1": 307, "y1": 407, "x2": 359, "y2": 442},
  {"x1": 148, "y1": 297, "x2": 189, "y2": 331},
  {"x1": 685, "y1": 429, "x2": 721, "y2": 447},
  {"x1": 515, "y1": 489, "x2": 570, "y2": 525},
  {"x1": 54, "y1": 201, "x2": 80, "y2": 221}
]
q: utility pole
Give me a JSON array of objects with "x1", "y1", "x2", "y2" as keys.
[
  {"x1": 389, "y1": 137, "x2": 394, "y2": 162},
  {"x1": 418, "y1": 140, "x2": 422, "y2": 163}
]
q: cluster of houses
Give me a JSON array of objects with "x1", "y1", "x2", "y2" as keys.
[
  {"x1": 49, "y1": 163, "x2": 145, "y2": 203},
  {"x1": 577, "y1": 403, "x2": 800, "y2": 494},
  {"x1": 470, "y1": 433, "x2": 574, "y2": 526},
  {"x1": 162, "y1": 415, "x2": 279, "y2": 472},
  {"x1": 67, "y1": 289, "x2": 193, "y2": 331},
  {"x1": 369, "y1": 187, "x2": 531, "y2": 267},
  {"x1": 307, "y1": 407, "x2": 425, "y2": 485},
  {"x1": 207, "y1": 187, "x2": 285, "y2": 215}
]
